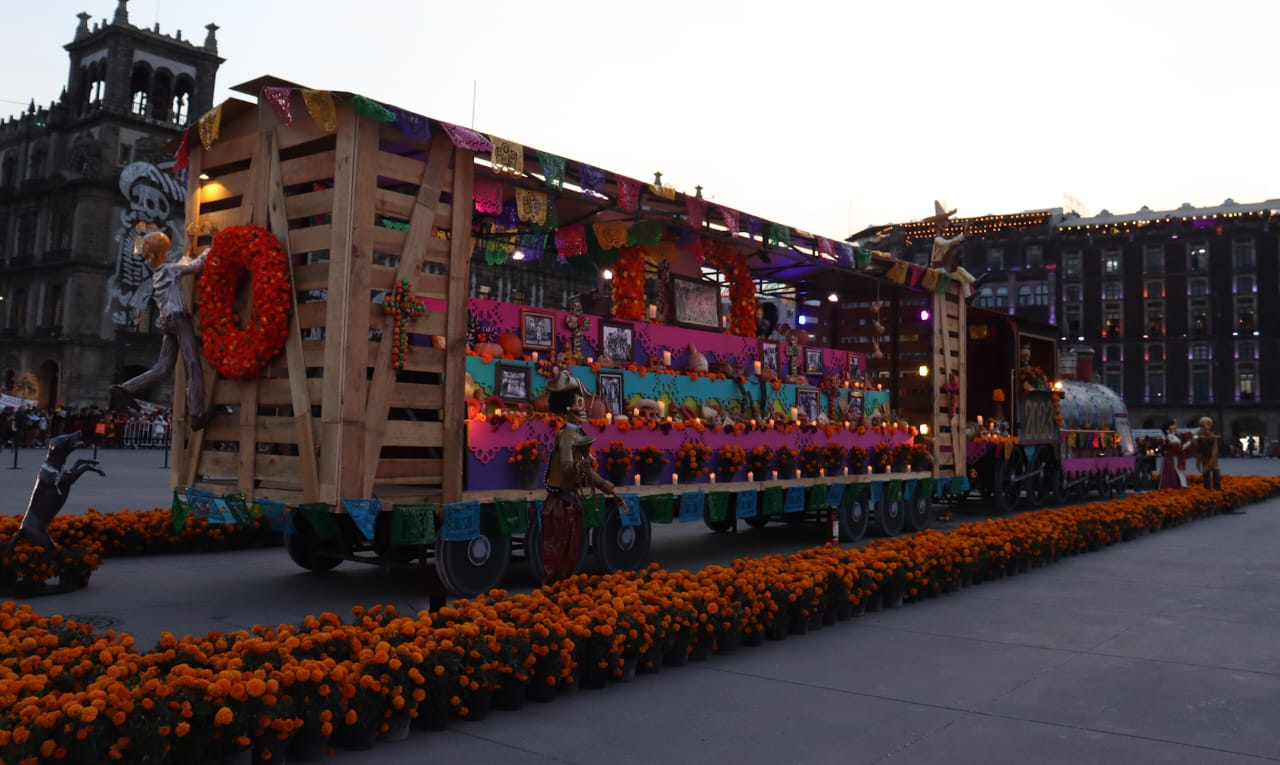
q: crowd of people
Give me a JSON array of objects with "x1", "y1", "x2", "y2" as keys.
[{"x1": 1, "y1": 406, "x2": 173, "y2": 450}]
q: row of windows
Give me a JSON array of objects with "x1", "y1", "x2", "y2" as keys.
[
  {"x1": 1099, "y1": 340, "x2": 1258, "y2": 362},
  {"x1": 1063, "y1": 296, "x2": 1257, "y2": 338},
  {"x1": 1059, "y1": 240, "x2": 1256, "y2": 278},
  {"x1": 1110, "y1": 363, "x2": 1260, "y2": 403}
]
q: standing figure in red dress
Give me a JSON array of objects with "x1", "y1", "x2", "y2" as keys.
[
  {"x1": 539, "y1": 370, "x2": 619, "y2": 584},
  {"x1": 1158, "y1": 419, "x2": 1187, "y2": 489}
]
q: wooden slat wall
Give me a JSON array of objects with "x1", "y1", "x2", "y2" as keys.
[{"x1": 178, "y1": 97, "x2": 457, "y2": 505}]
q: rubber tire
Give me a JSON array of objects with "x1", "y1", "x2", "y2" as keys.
[
  {"x1": 436, "y1": 507, "x2": 511, "y2": 598},
  {"x1": 874, "y1": 492, "x2": 905, "y2": 537},
  {"x1": 838, "y1": 494, "x2": 869, "y2": 542},
  {"x1": 993, "y1": 449, "x2": 1026, "y2": 514},
  {"x1": 744, "y1": 515, "x2": 770, "y2": 529},
  {"x1": 904, "y1": 491, "x2": 932, "y2": 532},
  {"x1": 284, "y1": 513, "x2": 342, "y2": 573},
  {"x1": 593, "y1": 503, "x2": 652, "y2": 573}
]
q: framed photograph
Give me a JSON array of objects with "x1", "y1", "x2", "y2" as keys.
[
  {"x1": 494, "y1": 362, "x2": 531, "y2": 405},
  {"x1": 805, "y1": 347, "x2": 824, "y2": 375},
  {"x1": 847, "y1": 353, "x2": 863, "y2": 382},
  {"x1": 596, "y1": 370, "x2": 625, "y2": 415},
  {"x1": 521, "y1": 309, "x2": 555, "y2": 351},
  {"x1": 796, "y1": 386, "x2": 821, "y2": 422},
  {"x1": 599, "y1": 320, "x2": 635, "y2": 363},
  {"x1": 760, "y1": 340, "x2": 779, "y2": 375},
  {"x1": 671, "y1": 274, "x2": 722, "y2": 330}
]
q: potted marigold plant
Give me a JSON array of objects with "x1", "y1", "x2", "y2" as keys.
[
  {"x1": 508, "y1": 439, "x2": 545, "y2": 490},
  {"x1": 674, "y1": 442, "x2": 712, "y2": 480},
  {"x1": 715, "y1": 444, "x2": 746, "y2": 481},
  {"x1": 890, "y1": 443, "x2": 914, "y2": 472},
  {"x1": 600, "y1": 440, "x2": 632, "y2": 486},
  {"x1": 799, "y1": 445, "x2": 826, "y2": 478},
  {"x1": 774, "y1": 445, "x2": 798, "y2": 478},
  {"x1": 747, "y1": 445, "x2": 773, "y2": 481},
  {"x1": 634, "y1": 445, "x2": 666, "y2": 485},
  {"x1": 870, "y1": 443, "x2": 892, "y2": 473},
  {"x1": 848, "y1": 445, "x2": 869, "y2": 473}
]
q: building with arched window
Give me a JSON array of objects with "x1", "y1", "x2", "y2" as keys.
[{"x1": 0, "y1": 1, "x2": 221, "y2": 408}]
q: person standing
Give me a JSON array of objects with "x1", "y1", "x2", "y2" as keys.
[
  {"x1": 1195, "y1": 417, "x2": 1224, "y2": 493},
  {"x1": 538, "y1": 370, "x2": 619, "y2": 584},
  {"x1": 1158, "y1": 419, "x2": 1187, "y2": 489},
  {"x1": 109, "y1": 231, "x2": 215, "y2": 431}
]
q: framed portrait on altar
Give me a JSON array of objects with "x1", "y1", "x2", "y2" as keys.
[
  {"x1": 760, "y1": 340, "x2": 779, "y2": 376},
  {"x1": 521, "y1": 309, "x2": 555, "y2": 352},
  {"x1": 599, "y1": 320, "x2": 635, "y2": 363},
  {"x1": 796, "y1": 387, "x2": 821, "y2": 422},
  {"x1": 804, "y1": 347, "x2": 823, "y2": 375},
  {"x1": 847, "y1": 353, "x2": 863, "y2": 382},
  {"x1": 495, "y1": 362, "x2": 530, "y2": 405},
  {"x1": 597, "y1": 370, "x2": 625, "y2": 415},
  {"x1": 671, "y1": 275, "x2": 721, "y2": 330}
]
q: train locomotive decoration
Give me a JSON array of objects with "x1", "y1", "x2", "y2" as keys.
[{"x1": 170, "y1": 77, "x2": 1135, "y2": 598}]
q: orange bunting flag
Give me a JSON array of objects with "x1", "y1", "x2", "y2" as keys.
[
  {"x1": 489, "y1": 136, "x2": 524, "y2": 175},
  {"x1": 592, "y1": 221, "x2": 629, "y2": 250},
  {"x1": 920, "y1": 268, "x2": 939, "y2": 292},
  {"x1": 300, "y1": 89, "x2": 337, "y2": 132},
  {"x1": 886, "y1": 260, "x2": 909, "y2": 285},
  {"x1": 197, "y1": 104, "x2": 222, "y2": 150},
  {"x1": 648, "y1": 183, "x2": 677, "y2": 200},
  {"x1": 515, "y1": 187, "x2": 548, "y2": 226}
]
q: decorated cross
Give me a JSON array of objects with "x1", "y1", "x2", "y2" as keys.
[
  {"x1": 383, "y1": 278, "x2": 426, "y2": 370},
  {"x1": 942, "y1": 372, "x2": 960, "y2": 417},
  {"x1": 565, "y1": 299, "x2": 590, "y2": 363},
  {"x1": 655, "y1": 259, "x2": 671, "y2": 321}
]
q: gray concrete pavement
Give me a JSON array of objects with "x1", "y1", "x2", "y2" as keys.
[{"x1": 3, "y1": 448, "x2": 1279, "y2": 763}]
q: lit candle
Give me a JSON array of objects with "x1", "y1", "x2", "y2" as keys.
[
  {"x1": 842, "y1": 466, "x2": 849, "y2": 476},
  {"x1": 587, "y1": 357, "x2": 594, "y2": 365},
  {"x1": 795, "y1": 469, "x2": 801, "y2": 480},
  {"x1": 606, "y1": 412, "x2": 613, "y2": 425},
  {"x1": 843, "y1": 420, "x2": 850, "y2": 430},
  {"x1": 495, "y1": 407, "x2": 504, "y2": 416},
  {"x1": 633, "y1": 407, "x2": 640, "y2": 418},
  {"x1": 790, "y1": 406, "x2": 799, "y2": 422},
  {"x1": 663, "y1": 350, "x2": 672, "y2": 366},
  {"x1": 709, "y1": 472, "x2": 716, "y2": 483},
  {"x1": 672, "y1": 473, "x2": 679, "y2": 485},
  {"x1": 648, "y1": 304, "x2": 657, "y2": 320},
  {"x1": 820, "y1": 468, "x2": 825, "y2": 478},
  {"x1": 977, "y1": 415, "x2": 984, "y2": 425},
  {"x1": 659, "y1": 401, "x2": 667, "y2": 417},
  {"x1": 531, "y1": 351, "x2": 539, "y2": 363},
  {"x1": 721, "y1": 315, "x2": 727, "y2": 328},
  {"x1": 634, "y1": 473, "x2": 641, "y2": 486},
  {"x1": 747, "y1": 471, "x2": 754, "y2": 482},
  {"x1": 866, "y1": 464, "x2": 873, "y2": 474},
  {"x1": 771, "y1": 470, "x2": 778, "y2": 481},
  {"x1": 754, "y1": 360, "x2": 762, "y2": 376},
  {"x1": 751, "y1": 419, "x2": 757, "y2": 429}
]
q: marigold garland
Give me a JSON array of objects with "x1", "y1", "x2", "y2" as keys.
[
  {"x1": 197, "y1": 224, "x2": 292, "y2": 380},
  {"x1": 383, "y1": 278, "x2": 427, "y2": 370},
  {"x1": 611, "y1": 247, "x2": 647, "y2": 321}
]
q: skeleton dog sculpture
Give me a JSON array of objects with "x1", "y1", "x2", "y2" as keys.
[{"x1": 4, "y1": 431, "x2": 105, "y2": 553}]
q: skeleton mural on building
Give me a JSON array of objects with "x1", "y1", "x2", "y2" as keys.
[{"x1": 107, "y1": 162, "x2": 186, "y2": 327}]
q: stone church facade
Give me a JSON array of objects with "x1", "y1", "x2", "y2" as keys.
[{"x1": 0, "y1": 0, "x2": 221, "y2": 408}]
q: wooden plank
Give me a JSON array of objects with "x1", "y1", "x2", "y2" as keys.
[
  {"x1": 374, "y1": 459, "x2": 443, "y2": 481},
  {"x1": 375, "y1": 152, "x2": 429, "y2": 187},
  {"x1": 250, "y1": 377, "x2": 322, "y2": 407},
  {"x1": 381, "y1": 420, "x2": 444, "y2": 446},
  {"x1": 295, "y1": 302, "x2": 328, "y2": 328},
  {"x1": 202, "y1": 133, "x2": 258, "y2": 169},
  {"x1": 267, "y1": 131, "x2": 323, "y2": 503},
  {"x1": 282, "y1": 187, "x2": 335, "y2": 221},
  {"x1": 441, "y1": 146, "x2": 476, "y2": 503},
  {"x1": 280, "y1": 150, "x2": 338, "y2": 187},
  {"x1": 388, "y1": 381, "x2": 444, "y2": 409},
  {"x1": 289, "y1": 225, "x2": 333, "y2": 256},
  {"x1": 274, "y1": 119, "x2": 334, "y2": 151},
  {"x1": 237, "y1": 380, "x2": 260, "y2": 494},
  {"x1": 199, "y1": 451, "x2": 306, "y2": 484},
  {"x1": 362, "y1": 141, "x2": 455, "y2": 496},
  {"x1": 367, "y1": 266, "x2": 449, "y2": 299},
  {"x1": 196, "y1": 167, "x2": 250, "y2": 205},
  {"x1": 320, "y1": 106, "x2": 361, "y2": 501}
]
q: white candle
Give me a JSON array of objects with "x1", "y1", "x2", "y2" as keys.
[
  {"x1": 866, "y1": 465, "x2": 873, "y2": 474},
  {"x1": 977, "y1": 415, "x2": 984, "y2": 425},
  {"x1": 633, "y1": 407, "x2": 640, "y2": 418},
  {"x1": 820, "y1": 468, "x2": 825, "y2": 478},
  {"x1": 672, "y1": 473, "x2": 679, "y2": 485},
  {"x1": 791, "y1": 406, "x2": 799, "y2": 422},
  {"x1": 587, "y1": 357, "x2": 594, "y2": 365},
  {"x1": 843, "y1": 467, "x2": 849, "y2": 476},
  {"x1": 659, "y1": 401, "x2": 667, "y2": 417},
  {"x1": 721, "y1": 315, "x2": 727, "y2": 328},
  {"x1": 531, "y1": 351, "x2": 539, "y2": 363},
  {"x1": 495, "y1": 407, "x2": 504, "y2": 416},
  {"x1": 754, "y1": 360, "x2": 762, "y2": 376},
  {"x1": 771, "y1": 470, "x2": 778, "y2": 481},
  {"x1": 648, "y1": 304, "x2": 657, "y2": 320},
  {"x1": 709, "y1": 472, "x2": 716, "y2": 483},
  {"x1": 606, "y1": 412, "x2": 613, "y2": 425},
  {"x1": 663, "y1": 350, "x2": 672, "y2": 366},
  {"x1": 747, "y1": 471, "x2": 754, "y2": 482},
  {"x1": 634, "y1": 473, "x2": 641, "y2": 486},
  {"x1": 795, "y1": 469, "x2": 801, "y2": 480},
  {"x1": 751, "y1": 419, "x2": 757, "y2": 428}
]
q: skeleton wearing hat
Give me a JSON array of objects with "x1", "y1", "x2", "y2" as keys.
[{"x1": 539, "y1": 369, "x2": 619, "y2": 584}]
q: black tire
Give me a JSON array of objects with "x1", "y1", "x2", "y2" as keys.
[
  {"x1": 1046, "y1": 463, "x2": 1066, "y2": 505},
  {"x1": 744, "y1": 515, "x2": 770, "y2": 529},
  {"x1": 993, "y1": 449, "x2": 1026, "y2": 514},
  {"x1": 702, "y1": 502, "x2": 735, "y2": 533},
  {"x1": 1111, "y1": 471, "x2": 1128, "y2": 498},
  {"x1": 838, "y1": 493, "x2": 869, "y2": 542},
  {"x1": 1094, "y1": 472, "x2": 1113, "y2": 500},
  {"x1": 436, "y1": 507, "x2": 511, "y2": 598},
  {"x1": 1026, "y1": 451, "x2": 1053, "y2": 508},
  {"x1": 284, "y1": 513, "x2": 342, "y2": 573},
  {"x1": 904, "y1": 490, "x2": 931, "y2": 532},
  {"x1": 593, "y1": 502, "x2": 652, "y2": 573},
  {"x1": 874, "y1": 491, "x2": 905, "y2": 537}
]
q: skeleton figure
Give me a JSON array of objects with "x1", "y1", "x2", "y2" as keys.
[{"x1": 107, "y1": 162, "x2": 187, "y2": 327}]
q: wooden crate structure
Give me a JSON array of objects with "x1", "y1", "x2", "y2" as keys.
[{"x1": 174, "y1": 87, "x2": 474, "y2": 506}]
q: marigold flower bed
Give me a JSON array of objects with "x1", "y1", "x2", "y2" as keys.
[{"x1": 0, "y1": 478, "x2": 1275, "y2": 763}]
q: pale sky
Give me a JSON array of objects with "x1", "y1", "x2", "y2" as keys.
[{"x1": 6, "y1": 1, "x2": 1279, "y2": 238}]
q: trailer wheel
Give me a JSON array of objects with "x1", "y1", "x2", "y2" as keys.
[
  {"x1": 525, "y1": 515, "x2": 587, "y2": 583},
  {"x1": 284, "y1": 513, "x2": 342, "y2": 573},
  {"x1": 702, "y1": 506, "x2": 735, "y2": 533},
  {"x1": 1027, "y1": 452, "x2": 1054, "y2": 507},
  {"x1": 838, "y1": 493, "x2": 869, "y2": 542},
  {"x1": 993, "y1": 449, "x2": 1026, "y2": 514},
  {"x1": 1094, "y1": 471, "x2": 1113, "y2": 500},
  {"x1": 1046, "y1": 464, "x2": 1066, "y2": 505},
  {"x1": 592, "y1": 502, "x2": 652, "y2": 573},
  {"x1": 1111, "y1": 471, "x2": 1128, "y2": 498},
  {"x1": 874, "y1": 492, "x2": 905, "y2": 537},
  {"x1": 436, "y1": 508, "x2": 511, "y2": 598},
  {"x1": 744, "y1": 515, "x2": 770, "y2": 529},
  {"x1": 904, "y1": 491, "x2": 931, "y2": 532}
]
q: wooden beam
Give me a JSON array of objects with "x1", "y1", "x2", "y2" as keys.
[
  {"x1": 441, "y1": 146, "x2": 476, "y2": 504},
  {"x1": 360, "y1": 143, "x2": 454, "y2": 496}
]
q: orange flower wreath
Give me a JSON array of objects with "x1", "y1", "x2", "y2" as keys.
[{"x1": 197, "y1": 224, "x2": 292, "y2": 380}]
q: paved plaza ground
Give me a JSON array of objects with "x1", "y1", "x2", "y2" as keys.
[{"x1": 3, "y1": 446, "x2": 1279, "y2": 764}]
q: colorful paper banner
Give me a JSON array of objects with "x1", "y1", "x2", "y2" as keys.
[
  {"x1": 678, "y1": 491, "x2": 705, "y2": 523},
  {"x1": 340, "y1": 498, "x2": 382, "y2": 541},
  {"x1": 441, "y1": 500, "x2": 481, "y2": 541},
  {"x1": 735, "y1": 489, "x2": 758, "y2": 519},
  {"x1": 619, "y1": 493, "x2": 643, "y2": 526},
  {"x1": 783, "y1": 486, "x2": 806, "y2": 514},
  {"x1": 390, "y1": 503, "x2": 436, "y2": 545}
]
